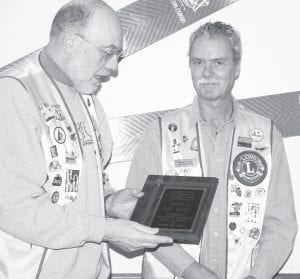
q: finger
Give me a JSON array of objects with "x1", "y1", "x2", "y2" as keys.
[
  {"x1": 129, "y1": 188, "x2": 144, "y2": 198},
  {"x1": 142, "y1": 234, "x2": 173, "y2": 244},
  {"x1": 131, "y1": 223, "x2": 173, "y2": 243},
  {"x1": 133, "y1": 228, "x2": 173, "y2": 244},
  {"x1": 132, "y1": 222, "x2": 159, "y2": 234},
  {"x1": 135, "y1": 191, "x2": 144, "y2": 198},
  {"x1": 124, "y1": 242, "x2": 158, "y2": 252},
  {"x1": 133, "y1": 242, "x2": 161, "y2": 250}
]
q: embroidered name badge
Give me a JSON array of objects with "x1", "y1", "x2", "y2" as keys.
[
  {"x1": 233, "y1": 151, "x2": 267, "y2": 186},
  {"x1": 174, "y1": 158, "x2": 198, "y2": 168}
]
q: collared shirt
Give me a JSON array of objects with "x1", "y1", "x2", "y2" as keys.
[{"x1": 126, "y1": 97, "x2": 297, "y2": 279}]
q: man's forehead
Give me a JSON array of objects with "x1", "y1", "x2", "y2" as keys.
[
  {"x1": 86, "y1": 7, "x2": 123, "y2": 48},
  {"x1": 190, "y1": 35, "x2": 233, "y2": 57}
]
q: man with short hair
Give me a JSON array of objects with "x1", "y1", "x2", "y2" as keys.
[
  {"x1": 0, "y1": 1, "x2": 172, "y2": 278},
  {"x1": 126, "y1": 21, "x2": 297, "y2": 279}
]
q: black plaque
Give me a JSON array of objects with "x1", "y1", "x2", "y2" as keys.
[{"x1": 131, "y1": 175, "x2": 218, "y2": 244}]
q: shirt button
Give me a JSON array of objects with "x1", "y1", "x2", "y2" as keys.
[{"x1": 212, "y1": 258, "x2": 218, "y2": 264}]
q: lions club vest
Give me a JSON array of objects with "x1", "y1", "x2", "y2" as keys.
[
  {"x1": 143, "y1": 103, "x2": 272, "y2": 279},
  {"x1": 0, "y1": 50, "x2": 109, "y2": 279}
]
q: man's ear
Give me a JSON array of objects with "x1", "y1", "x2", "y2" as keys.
[
  {"x1": 62, "y1": 32, "x2": 78, "y2": 54},
  {"x1": 235, "y1": 64, "x2": 241, "y2": 80}
]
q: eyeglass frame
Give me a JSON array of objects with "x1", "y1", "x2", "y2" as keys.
[{"x1": 75, "y1": 33, "x2": 124, "y2": 63}]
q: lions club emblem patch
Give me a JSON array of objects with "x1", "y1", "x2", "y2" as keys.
[{"x1": 233, "y1": 151, "x2": 267, "y2": 186}]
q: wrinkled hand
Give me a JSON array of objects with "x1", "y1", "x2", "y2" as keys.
[
  {"x1": 105, "y1": 188, "x2": 143, "y2": 219},
  {"x1": 104, "y1": 218, "x2": 173, "y2": 252},
  {"x1": 182, "y1": 261, "x2": 220, "y2": 279}
]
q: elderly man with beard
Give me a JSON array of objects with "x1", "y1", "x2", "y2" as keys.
[{"x1": 0, "y1": 1, "x2": 172, "y2": 278}]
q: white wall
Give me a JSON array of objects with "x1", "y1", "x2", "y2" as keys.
[{"x1": 0, "y1": 0, "x2": 299, "y2": 274}]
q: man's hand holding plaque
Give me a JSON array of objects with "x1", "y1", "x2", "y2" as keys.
[{"x1": 105, "y1": 188, "x2": 144, "y2": 219}]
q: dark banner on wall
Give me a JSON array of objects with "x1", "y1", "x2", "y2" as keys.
[{"x1": 118, "y1": 0, "x2": 238, "y2": 56}]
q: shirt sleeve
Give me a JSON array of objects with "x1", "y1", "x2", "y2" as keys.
[
  {"x1": 248, "y1": 126, "x2": 298, "y2": 279},
  {"x1": 0, "y1": 77, "x2": 106, "y2": 250},
  {"x1": 126, "y1": 119, "x2": 195, "y2": 277}
]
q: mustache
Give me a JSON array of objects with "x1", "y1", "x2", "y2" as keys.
[
  {"x1": 94, "y1": 74, "x2": 109, "y2": 83},
  {"x1": 94, "y1": 70, "x2": 118, "y2": 82},
  {"x1": 198, "y1": 80, "x2": 219, "y2": 84}
]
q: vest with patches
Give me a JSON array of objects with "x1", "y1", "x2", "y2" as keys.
[
  {"x1": 0, "y1": 50, "x2": 110, "y2": 279},
  {"x1": 143, "y1": 103, "x2": 272, "y2": 279}
]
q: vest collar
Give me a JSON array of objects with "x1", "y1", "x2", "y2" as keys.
[
  {"x1": 39, "y1": 48, "x2": 74, "y2": 87},
  {"x1": 191, "y1": 95, "x2": 239, "y2": 126}
]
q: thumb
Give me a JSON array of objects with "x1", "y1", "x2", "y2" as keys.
[{"x1": 130, "y1": 188, "x2": 144, "y2": 198}]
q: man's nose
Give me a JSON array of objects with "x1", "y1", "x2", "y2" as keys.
[
  {"x1": 105, "y1": 55, "x2": 119, "y2": 77},
  {"x1": 203, "y1": 62, "x2": 212, "y2": 78}
]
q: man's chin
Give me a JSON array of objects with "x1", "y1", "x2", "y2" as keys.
[
  {"x1": 91, "y1": 84, "x2": 102, "y2": 95},
  {"x1": 77, "y1": 83, "x2": 102, "y2": 95}
]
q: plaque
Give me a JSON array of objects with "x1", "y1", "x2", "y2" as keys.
[{"x1": 131, "y1": 175, "x2": 218, "y2": 244}]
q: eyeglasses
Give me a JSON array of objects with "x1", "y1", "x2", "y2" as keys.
[{"x1": 75, "y1": 33, "x2": 124, "y2": 63}]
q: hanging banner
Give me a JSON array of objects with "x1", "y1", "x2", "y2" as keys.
[
  {"x1": 118, "y1": 0, "x2": 238, "y2": 56},
  {"x1": 0, "y1": 0, "x2": 238, "y2": 71}
]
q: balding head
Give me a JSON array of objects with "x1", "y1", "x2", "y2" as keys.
[
  {"x1": 50, "y1": 0, "x2": 108, "y2": 39},
  {"x1": 46, "y1": 0, "x2": 123, "y2": 95}
]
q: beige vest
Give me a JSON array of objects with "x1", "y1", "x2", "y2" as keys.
[
  {"x1": 144, "y1": 104, "x2": 272, "y2": 279},
  {"x1": 0, "y1": 50, "x2": 110, "y2": 279}
]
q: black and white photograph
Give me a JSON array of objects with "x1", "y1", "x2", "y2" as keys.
[{"x1": 0, "y1": 0, "x2": 299, "y2": 278}]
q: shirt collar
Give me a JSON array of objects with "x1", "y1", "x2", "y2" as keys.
[
  {"x1": 39, "y1": 48, "x2": 74, "y2": 87},
  {"x1": 191, "y1": 95, "x2": 239, "y2": 125}
]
